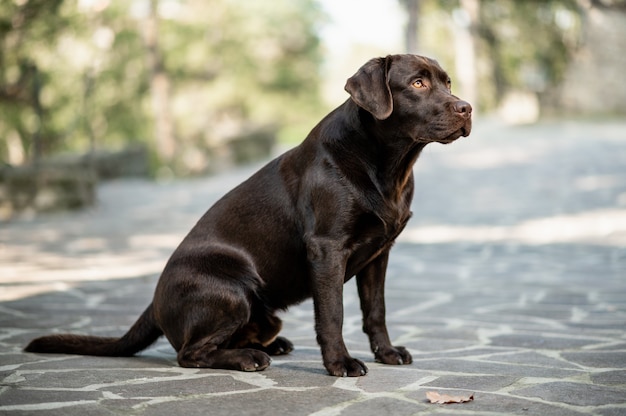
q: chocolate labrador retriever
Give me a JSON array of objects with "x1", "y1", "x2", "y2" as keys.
[{"x1": 25, "y1": 54, "x2": 472, "y2": 377}]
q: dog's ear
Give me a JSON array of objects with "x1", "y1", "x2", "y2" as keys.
[{"x1": 344, "y1": 56, "x2": 393, "y2": 120}]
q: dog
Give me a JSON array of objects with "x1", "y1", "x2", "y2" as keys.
[{"x1": 25, "y1": 54, "x2": 472, "y2": 377}]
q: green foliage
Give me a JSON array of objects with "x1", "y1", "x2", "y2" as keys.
[
  {"x1": 0, "y1": 0, "x2": 151, "y2": 162},
  {"x1": 0, "y1": 0, "x2": 325, "y2": 171},
  {"x1": 423, "y1": 0, "x2": 582, "y2": 111},
  {"x1": 161, "y1": 0, "x2": 325, "y2": 150},
  {"x1": 478, "y1": 0, "x2": 581, "y2": 97},
  {"x1": 0, "y1": 0, "x2": 68, "y2": 158}
]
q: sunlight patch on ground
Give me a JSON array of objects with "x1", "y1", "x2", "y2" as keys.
[
  {"x1": 0, "y1": 233, "x2": 180, "y2": 301},
  {"x1": 401, "y1": 208, "x2": 626, "y2": 246}
]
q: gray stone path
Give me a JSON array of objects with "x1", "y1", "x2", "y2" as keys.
[{"x1": 1, "y1": 119, "x2": 625, "y2": 415}]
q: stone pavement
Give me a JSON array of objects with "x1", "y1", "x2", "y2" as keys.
[{"x1": 1, "y1": 119, "x2": 625, "y2": 415}]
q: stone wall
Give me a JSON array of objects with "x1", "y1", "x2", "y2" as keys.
[
  {"x1": 0, "y1": 165, "x2": 97, "y2": 220},
  {"x1": 0, "y1": 146, "x2": 149, "y2": 220}
]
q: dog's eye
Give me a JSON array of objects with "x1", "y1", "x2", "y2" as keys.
[
  {"x1": 447, "y1": 79, "x2": 452, "y2": 90},
  {"x1": 412, "y1": 80, "x2": 425, "y2": 89}
]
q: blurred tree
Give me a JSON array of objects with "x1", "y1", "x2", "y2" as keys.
[
  {"x1": 476, "y1": 0, "x2": 581, "y2": 107},
  {"x1": 400, "y1": 0, "x2": 421, "y2": 53},
  {"x1": 0, "y1": 0, "x2": 67, "y2": 165},
  {"x1": 409, "y1": 0, "x2": 583, "y2": 113},
  {"x1": 452, "y1": 0, "x2": 478, "y2": 109},
  {"x1": 157, "y1": 0, "x2": 325, "y2": 174},
  {"x1": 0, "y1": 0, "x2": 151, "y2": 165},
  {"x1": 144, "y1": 0, "x2": 175, "y2": 166},
  {"x1": 0, "y1": 0, "x2": 325, "y2": 175},
  {"x1": 555, "y1": 0, "x2": 626, "y2": 115}
]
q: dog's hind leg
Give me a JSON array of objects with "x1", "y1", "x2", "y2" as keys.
[
  {"x1": 155, "y1": 247, "x2": 275, "y2": 370},
  {"x1": 171, "y1": 290, "x2": 273, "y2": 371},
  {"x1": 177, "y1": 340, "x2": 272, "y2": 371},
  {"x1": 254, "y1": 336, "x2": 294, "y2": 356},
  {"x1": 229, "y1": 312, "x2": 294, "y2": 356}
]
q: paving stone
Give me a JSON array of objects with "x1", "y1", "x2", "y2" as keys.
[
  {"x1": 484, "y1": 351, "x2": 582, "y2": 369},
  {"x1": 538, "y1": 291, "x2": 591, "y2": 306},
  {"x1": 103, "y1": 373, "x2": 260, "y2": 398},
  {"x1": 561, "y1": 352, "x2": 626, "y2": 369},
  {"x1": 335, "y1": 397, "x2": 426, "y2": 416},
  {"x1": 400, "y1": 338, "x2": 479, "y2": 353},
  {"x1": 411, "y1": 358, "x2": 583, "y2": 379},
  {"x1": 0, "y1": 388, "x2": 104, "y2": 406},
  {"x1": 137, "y1": 387, "x2": 361, "y2": 416},
  {"x1": 409, "y1": 347, "x2": 515, "y2": 360},
  {"x1": 14, "y1": 354, "x2": 174, "y2": 371},
  {"x1": 595, "y1": 343, "x2": 626, "y2": 351},
  {"x1": 422, "y1": 374, "x2": 519, "y2": 391},
  {"x1": 406, "y1": 389, "x2": 591, "y2": 416},
  {"x1": 597, "y1": 406, "x2": 626, "y2": 416},
  {"x1": 512, "y1": 382, "x2": 626, "y2": 406},
  {"x1": 591, "y1": 370, "x2": 626, "y2": 386},
  {"x1": 1, "y1": 404, "x2": 119, "y2": 416},
  {"x1": 489, "y1": 334, "x2": 603, "y2": 350},
  {"x1": 351, "y1": 367, "x2": 433, "y2": 393}
]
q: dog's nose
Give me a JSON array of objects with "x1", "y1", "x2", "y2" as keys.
[{"x1": 453, "y1": 100, "x2": 472, "y2": 117}]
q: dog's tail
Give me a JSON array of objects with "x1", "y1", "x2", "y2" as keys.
[{"x1": 24, "y1": 303, "x2": 162, "y2": 357}]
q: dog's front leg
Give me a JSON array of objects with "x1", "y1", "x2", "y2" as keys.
[
  {"x1": 356, "y1": 250, "x2": 413, "y2": 365},
  {"x1": 308, "y1": 239, "x2": 368, "y2": 377}
]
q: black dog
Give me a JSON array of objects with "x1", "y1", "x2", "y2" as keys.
[{"x1": 26, "y1": 54, "x2": 472, "y2": 377}]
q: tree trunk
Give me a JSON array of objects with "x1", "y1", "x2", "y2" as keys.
[
  {"x1": 144, "y1": 0, "x2": 175, "y2": 165},
  {"x1": 453, "y1": 0, "x2": 479, "y2": 110},
  {"x1": 403, "y1": 0, "x2": 420, "y2": 54}
]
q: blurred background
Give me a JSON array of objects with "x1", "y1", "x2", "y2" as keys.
[{"x1": 1, "y1": 0, "x2": 625, "y2": 218}]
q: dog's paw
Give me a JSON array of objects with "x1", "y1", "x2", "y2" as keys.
[
  {"x1": 177, "y1": 347, "x2": 271, "y2": 371},
  {"x1": 325, "y1": 356, "x2": 369, "y2": 377},
  {"x1": 374, "y1": 345, "x2": 413, "y2": 365},
  {"x1": 245, "y1": 336, "x2": 294, "y2": 356},
  {"x1": 238, "y1": 349, "x2": 272, "y2": 372},
  {"x1": 265, "y1": 336, "x2": 294, "y2": 356}
]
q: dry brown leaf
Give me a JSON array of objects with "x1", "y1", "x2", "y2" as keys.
[{"x1": 426, "y1": 391, "x2": 474, "y2": 404}]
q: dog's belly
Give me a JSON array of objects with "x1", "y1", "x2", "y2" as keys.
[{"x1": 256, "y1": 229, "x2": 399, "y2": 311}]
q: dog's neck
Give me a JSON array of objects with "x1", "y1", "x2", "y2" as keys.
[
  {"x1": 323, "y1": 100, "x2": 427, "y2": 201},
  {"x1": 380, "y1": 138, "x2": 426, "y2": 205}
]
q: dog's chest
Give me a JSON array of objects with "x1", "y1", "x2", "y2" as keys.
[
  {"x1": 367, "y1": 184, "x2": 413, "y2": 240},
  {"x1": 345, "y1": 206, "x2": 411, "y2": 276}
]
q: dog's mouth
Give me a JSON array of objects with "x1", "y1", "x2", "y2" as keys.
[
  {"x1": 438, "y1": 125, "x2": 471, "y2": 144},
  {"x1": 416, "y1": 116, "x2": 472, "y2": 145},
  {"x1": 441, "y1": 119, "x2": 472, "y2": 143},
  {"x1": 459, "y1": 117, "x2": 472, "y2": 137}
]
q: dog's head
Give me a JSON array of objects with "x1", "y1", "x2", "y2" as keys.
[{"x1": 345, "y1": 54, "x2": 472, "y2": 144}]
